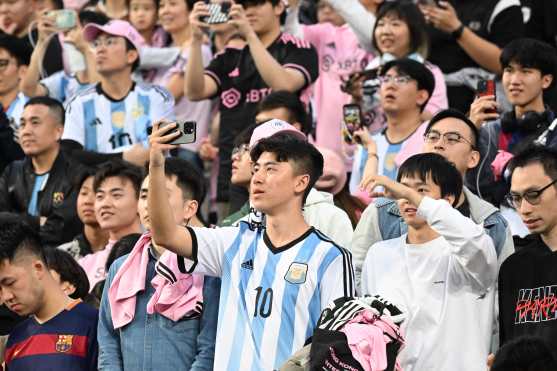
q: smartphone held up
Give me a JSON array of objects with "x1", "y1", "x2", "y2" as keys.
[
  {"x1": 148, "y1": 121, "x2": 197, "y2": 146},
  {"x1": 201, "y1": 1, "x2": 232, "y2": 24},
  {"x1": 342, "y1": 104, "x2": 363, "y2": 144},
  {"x1": 476, "y1": 79, "x2": 497, "y2": 114}
]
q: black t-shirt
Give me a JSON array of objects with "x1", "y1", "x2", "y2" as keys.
[
  {"x1": 498, "y1": 234, "x2": 557, "y2": 349},
  {"x1": 205, "y1": 33, "x2": 319, "y2": 201},
  {"x1": 427, "y1": 0, "x2": 524, "y2": 111}
]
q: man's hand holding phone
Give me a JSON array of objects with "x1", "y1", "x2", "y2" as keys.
[
  {"x1": 190, "y1": 2, "x2": 212, "y2": 40},
  {"x1": 148, "y1": 121, "x2": 181, "y2": 167},
  {"x1": 469, "y1": 79, "x2": 499, "y2": 128}
]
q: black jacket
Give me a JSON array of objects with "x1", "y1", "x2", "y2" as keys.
[
  {"x1": 0, "y1": 150, "x2": 82, "y2": 247},
  {"x1": 498, "y1": 234, "x2": 557, "y2": 350}
]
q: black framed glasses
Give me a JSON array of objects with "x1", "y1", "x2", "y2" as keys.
[
  {"x1": 423, "y1": 130, "x2": 475, "y2": 149},
  {"x1": 506, "y1": 179, "x2": 557, "y2": 209}
]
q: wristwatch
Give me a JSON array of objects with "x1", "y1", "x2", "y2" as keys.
[{"x1": 451, "y1": 24, "x2": 465, "y2": 40}]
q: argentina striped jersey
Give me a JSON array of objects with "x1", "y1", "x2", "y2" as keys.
[
  {"x1": 184, "y1": 221, "x2": 355, "y2": 370},
  {"x1": 62, "y1": 82, "x2": 175, "y2": 153}
]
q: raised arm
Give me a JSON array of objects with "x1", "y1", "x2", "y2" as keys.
[
  {"x1": 327, "y1": 0, "x2": 375, "y2": 51},
  {"x1": 185, "y1": 2, "x2": 218, "y2": 101},
  {"x1": 229, "y1": 4, "x2": 310, "y2": 92},
  {"x1": 148, "y1": 121, "x2": 194, "y2": 257},
  {"x1": 19, "y1": 13, "x2": 54, "y2": 97}
]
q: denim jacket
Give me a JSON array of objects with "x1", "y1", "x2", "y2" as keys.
[{"x1": 98, "y1": 251, "x2": 220, "y2": 371}]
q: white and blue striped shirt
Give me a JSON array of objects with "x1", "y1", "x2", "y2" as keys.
[
  {"x1": 40, "y1": 71, "x2": 91, "y2": 104},
  {"x1": 185, "y1": 222, "x2": 355, "y2": 370},
  {"x1": 62, "y1": 82, "x2": 175, "y2": 153},
  {"x1": 6, "y1": 92, "x2": 28, "y2": 129}
]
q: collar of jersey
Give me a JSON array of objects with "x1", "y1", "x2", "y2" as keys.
[
  {"x1": 263, "y1": 227, "x2": 314, "y2": 254},
  {"x1": 96, "y1": 82, "x2": 136, "y2": 102}
]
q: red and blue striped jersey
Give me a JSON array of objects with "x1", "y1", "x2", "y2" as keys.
[{"x1": 4, "y1": 300, "x2": 98, "y2": 371}]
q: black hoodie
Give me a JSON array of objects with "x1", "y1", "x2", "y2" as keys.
[{"x1": 498, "y1": 234, "x2": 557, "y2": 350}]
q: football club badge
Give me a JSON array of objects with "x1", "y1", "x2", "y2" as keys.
[
  {"x1": 55, "y1": 335, "x2": 74, "y2": 353},
  {"x1": 52, "y1": 192, "x2": 64, "y2": 206},
  {"x1": 284, "y1": 262, "x2": 308, "y2": 284}
]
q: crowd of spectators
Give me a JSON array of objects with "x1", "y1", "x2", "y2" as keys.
[{"x1": 0, "y1": 0, "x2": 556, "y2": 370}]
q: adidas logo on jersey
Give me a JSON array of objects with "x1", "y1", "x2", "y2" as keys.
[{"x1": 241, "y1": 259, "x2": 254, "y2": 270}]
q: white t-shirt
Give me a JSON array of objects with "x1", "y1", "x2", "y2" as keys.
[
  {"x1": 361, "y1": 197, "x2": 497, "y2": 371},
  {"x1": 62, "y1": 82, "x2": 175, "y2": 153},
  {"x1": 184, "y1": 222, "x2": 355, "y2": 370}
]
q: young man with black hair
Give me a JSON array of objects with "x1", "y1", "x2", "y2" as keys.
[
  {"x1": 0, "y1": 34, "x2": 31, "y2": 129},
  {"x1": 351, "y1": 58, "x2": 434, "y2": 186},
  {"x1": 0, "y1": 216, "x2": 98, "y2": 370},
  {"x1": 361, "y1": 152, "x2": 497, "y2": 370},
  {"x1": 78, "y1": 160, "x2": 143, "y2": 290},
  {"x1": 62, "y1": 20, "x2": 175, "y2": 167},
  {"x1": 469, "y1": 38, "x2": 557, "y2": 208},
  {"x1": 353, "y1": 108, "x2": 514, "y2": 283},
  {"x1": 0, "y1": 96, "x2": 82, "y2": 247},
  {"x1": 222, "y1": 119, "x2": 354, "y2": 248},
  {"x1": 498, "y1": 146, "x2": 557, "y2": 349},
  {"x1": 148, "y1": 122, "x2": 354, "y2": 369},
  {"x1": 186, "y1": 0, "x2": 319, "y2": 209},
  {"x1": 98, "y1": 157, "x2": 219, "y2": 370}
]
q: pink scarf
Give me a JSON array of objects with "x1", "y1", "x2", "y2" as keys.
[{"x1": 108, "y1": 233, "x2": 204, "y2": 329}]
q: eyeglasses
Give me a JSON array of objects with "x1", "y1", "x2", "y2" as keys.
[
  {"x1": 378, "y1": 75, "x2": 413, "y2": 86},
  {"x1": 231, "y1": 143, "x2": 250, "y2": 159},
  {"x1": 506, "y1": 179, "x2": 557, "y2": 209},
  {"x1": 0, "y1": 59, "x2": 14, "y2": 71},
  {"x1": 90, "y1": 36, "x2": 122, "y2": 49},
  {"x1": 423, "y1": 130, "x2": 475, "y2": 148}
]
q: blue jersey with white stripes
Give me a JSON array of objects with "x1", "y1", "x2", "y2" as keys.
[
  {"x1": 62, "y1": 82, "x2": 175, "y2": 153},
  {"x1": 185, "y1": 222, "x2": 355, "y2": 370}
]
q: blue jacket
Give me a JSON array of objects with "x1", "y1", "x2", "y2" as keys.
[{"x1": 98, "y1": 251, "x2": 220, "y2": 371}]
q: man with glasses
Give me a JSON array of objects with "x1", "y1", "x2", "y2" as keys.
[
  {"x1": 498, "y1": 145, "x2": 557, "y2": 349},
  {"x1": 351, "y1": 58, "x2": 434, "y2": 185},
  {"x1": 353, "y1": 108, "x2": 513, "y2": 285},
  {"x1": 62, "y1": 20, "x2": 175, "y2": 167}
]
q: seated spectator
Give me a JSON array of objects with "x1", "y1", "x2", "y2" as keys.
[
  {"x1": 498, "y1": 146, "x2": 557, "y2": 348},
  {"x1": 62, "y1": 20, "x2": 174, "y2": 167},
  {"x1": 468, "y1": 38, "x2": 557, "y2": 210},
  {"x1": 490, "y1": 336, "x2": 557, "y2": 371},
  {"x1": 129, "y1": 0, "x2": 165, "y2": 46},
  {"x1": 353, "y1": 109, "x2": 513, "y2": 285},
  {"x1": 0, "y1": 97, "x2": 82, "y2": 247},
  {"x1": 185, "y1": 0, "x2": 319, "y2": 211},
  {"x1": 44, "y1": 248, "x2": 91, "y2": 300},
  {"x1": 58, "y1": 168, "x2": 109, "y2": 260},
  {"x1": 148, "y1": 124, "x2": 354, "y2": 369},
  {"x1": 421, "y1": 0, "x2": 524, "y2": 112},
  {"x1": 361, "y1": 153, "x2": 497, "y2": 370},
  {"x1": 98, "y1": 157, "x2": 219, "y2": 370},
  {"x1": 285, "y1": 0, "x2": 372, "y2": 158},
  {"x1": 350, "y1": 58, "x2": 434, "y2": 191},
  {"x1": 20, "y1": 10, "x2": 110, "y2": 104},
  {"x1": 78, "y1": 160, "x2": 142, "y2": 290},
  {"x1": 148, "y1": 0, "x2": 212, "y2": 171},
  {"x1": 0, "y1": 216, "x2": 98, "y2": 370},
  {"x1": 0, "y1": 34, "x2": 31, "y2": 129},
  {"x1": 363, "y1": 1, "x2": 447, "y2": 126}
]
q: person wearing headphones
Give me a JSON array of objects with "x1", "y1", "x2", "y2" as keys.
[{"x1": 469, "y1": 38, "x2": 557, "y2": 218}]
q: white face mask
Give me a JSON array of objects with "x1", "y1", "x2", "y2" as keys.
[{"x1": 64, "y1": 42, "x2": 86, "y2": 74}]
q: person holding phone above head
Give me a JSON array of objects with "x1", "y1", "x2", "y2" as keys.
[
  {"x1": 420, "y1": 0, "x2": 524, "y2": 113},
  {"x1": 467, "y1": 39, "x2": 557, "y2": 229},
  {"x1": 147, "y1": 120, "x2": 354, "y2": 370},
  {"x1": 185, "y1": 0, "x2": 319, "y2": 216},
  {"x1": 20, "y1": 10, "x2": 109, "y2": 104}
]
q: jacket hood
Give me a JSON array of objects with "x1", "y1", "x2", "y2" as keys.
[{"x1": 304, "y1": 188, "x2": 335, "y2": 207}]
